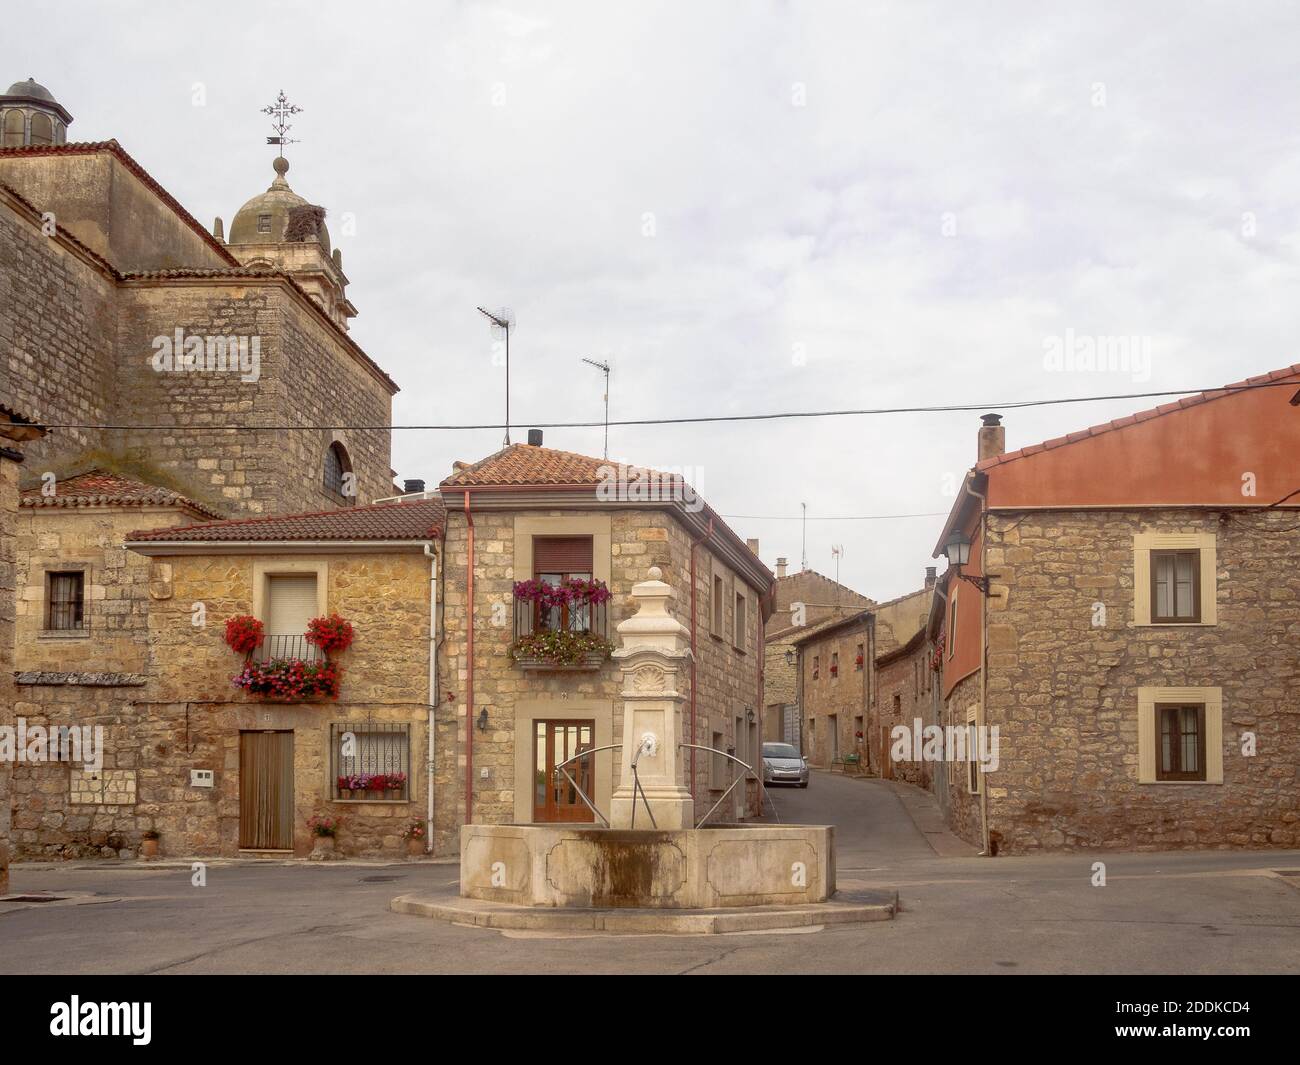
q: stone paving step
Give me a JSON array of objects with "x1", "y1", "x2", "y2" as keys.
[{"x1": 390, "y1": 888, "x2": 898, "y2": 935}]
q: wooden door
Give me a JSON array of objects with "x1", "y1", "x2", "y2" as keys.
[
  {"x1": 240, "y1": 731, "x2": 294, "y2": 849},
  {"x1": 533, "y1": 720, "x2": 595, "y2": 822}
]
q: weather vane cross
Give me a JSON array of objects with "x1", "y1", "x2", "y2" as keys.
[{"x1": 262, "y1": 90, "x2": 302, "y2": 151}]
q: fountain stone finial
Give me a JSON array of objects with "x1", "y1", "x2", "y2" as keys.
[{"x1": 610, "y1": 566, "x2": 695, "y2": 829}]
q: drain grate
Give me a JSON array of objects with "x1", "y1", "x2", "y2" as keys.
[
  {"x1": 5, "y1": 894, "x2": 67, "y2": 903},
  {"x1": 359, "y1": 875, "x2": 404, "y2": 883}
]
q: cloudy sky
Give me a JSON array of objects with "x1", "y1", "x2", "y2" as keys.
[{"x1": 8, "y1": 1, "x2": 1300, "y2": 599}]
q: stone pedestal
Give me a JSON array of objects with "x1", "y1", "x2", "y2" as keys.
[{"x1": 610, "y1": 567, "x2": 694, "y2": 830}]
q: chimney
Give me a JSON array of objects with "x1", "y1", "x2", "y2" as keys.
[
  {"x1": 978, "y1": 413, "x2": 1005, "y2": 462},
  {"x1": 527, "y1": 429, "x2": 544, "y2": 447},
  {"x1": 212, "y1": 216, "x2": 224, "y2": 241},
  {"x1": 403, "y1": 479, "x2": 426, "y2": 494},
  {"x1": 746, "y1": 538, "x2": 760, "y2": 556},
  {"x1": 924, "y1": 566, "x2": 936, "y2": 589},
  {"x1": 775, "y1": 557, "x2": 788, "y2": 579}
]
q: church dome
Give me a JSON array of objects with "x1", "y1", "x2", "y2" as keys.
[
  {"x1": 6, "y1": 77, "x2": 55, "y2": 101},
  {"x1": 228, "y1": 156, "x2": 330, "y2": 252}
]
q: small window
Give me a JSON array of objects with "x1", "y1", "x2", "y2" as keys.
[
  {"x1": 830, "y1": 651, "x2": 839, "y2": 677},
  {"x1": 331, "y1": 722, "x2": 411, "y2": 800},
  {"x1": 893, "y1": 693, "x2": 901, "y2": 716},
  {"x1": 1156, "y1": 704, "x2": 1206, "y2": 782},
  {"x1": 855, "y1": 643, "x2": 864, "y2": 671},
  {"x1": 323, "y1": 442, "x2": 354, "y2": 502},
  {"x1": 947, "y1": 592, "x2": 958, "y2": 659},
  {"x1": 533, "y1": 536, "x2": 595, "y2": 633},
  {"x1": 2, "y1": 110, "x2": 24, "y2": 147},
  {"x1": 812, "y1": 655, "x2": 820, "y2": 680},
  {"x1": 262, "y1": 574, "x2": 319, "y2": 660},
  {"x1": 710, "y1": 730, "x2": 726, "y2": 789},
  {"x1": 45, "y1": 571, "x2": 84, "y2": 631},
  {"x1": 733, "y1": 591, "x2": 746, "y2": 649},
  {"x1": 256, "y1": 213, "x2": 273, "y2": 234},
  {"x1": 1151, "y1": 549, "x2": 1200, "y2": 623},
  {"x1": 712, "y1": 573, "x2": 724, "y2": 635}
]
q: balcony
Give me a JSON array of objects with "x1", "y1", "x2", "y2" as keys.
[{"x1": 511, "y1": 587, "x2": 611, "y2": 672}]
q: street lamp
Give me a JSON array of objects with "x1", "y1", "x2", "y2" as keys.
[
  {"x1": 784, "y1": 648, "x2": 796, "y2": 667},
  {"x1": 943, "y1": 530, "x2": 998, "y2": 596}
]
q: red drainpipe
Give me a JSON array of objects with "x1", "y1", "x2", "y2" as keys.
[
  {"x1": 463, "y1": 490, "x2": 475, "y2": 825},
  {"x1": 688, "y1": 517, "x2": 714, "y2": 805}
]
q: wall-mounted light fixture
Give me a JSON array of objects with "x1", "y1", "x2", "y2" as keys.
[
  {"x1": 943, "y1": 531, "x2": 999, "y2": 596},
  {"x1": 784, "y1": 648, "x2": 796, "y2": 667},
  {"x1": 477, "y1": 708, "x2": 489, "y2": 733}
]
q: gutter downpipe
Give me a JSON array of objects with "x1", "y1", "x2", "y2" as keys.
[
  {"x1": 423, "y1": 541, "x2": 439, "y2": 853},
  {"x1": 463, "y1": 491, "x2": 475, "y2": 826},
  {"x1": 688, "y1": 517, "x2": 715, "y2": 807},
  {"x1": 963, "y1": 475, "x2": 992, "y2": 857}
]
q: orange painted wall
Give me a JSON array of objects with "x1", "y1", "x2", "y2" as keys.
[
  {"x1": 941, "y1": 523, "x2": 983, "y2": 700},
  {"x1": 985, "y1": 373, "x2": 1300, "y2": 509}
]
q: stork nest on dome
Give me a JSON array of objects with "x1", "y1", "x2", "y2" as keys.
[{"x1": 284, "y1": 204, "x2": 327, "y2": 243}]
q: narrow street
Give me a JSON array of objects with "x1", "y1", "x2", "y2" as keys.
[{"x1": 4, "y1": 771, "x2": 1297, "y2": 975}]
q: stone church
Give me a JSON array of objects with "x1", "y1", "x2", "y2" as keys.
[{"x1": 0, "y1": 76, "x2": 403, "y2": 858}]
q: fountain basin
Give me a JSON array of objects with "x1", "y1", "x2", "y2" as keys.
[{"x1": 460, "y1": 823, "x2": 835, "y2": 909}]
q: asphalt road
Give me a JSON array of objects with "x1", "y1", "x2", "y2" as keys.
[{"x1": 3, "y1": 772, "x2": 1298, "y2": 974}]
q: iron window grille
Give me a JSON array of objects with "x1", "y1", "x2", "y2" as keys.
[
  {"x1": 45, "y1": 571, "x2": 85, "y2": 631},
  {"x1": 331, "y1": 720, "x2": 411, "y2": 801},
  {"x1": 513, "y1": 586, "x2": 609, "y2": 642}
]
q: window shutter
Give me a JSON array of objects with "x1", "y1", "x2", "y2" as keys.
[
  {"x1": 533, "y1": 536, "x2": 593, "y2": 574},
  {"x1": 266, "y1": 575, "x2": 318, "y2": 636}
]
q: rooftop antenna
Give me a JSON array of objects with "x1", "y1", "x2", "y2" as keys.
[
  {"x1": 262, "y1": 90, "x2": 302, "y2": 155},
  {"x1": 831, "y1": 544, "x2": 845, "y2": 586},
  {"x1": 581, "y1": 357, "x2": 611, "y2": 458},
  {"x1": 477, "y1": 306, "x2": 515, "y2": 446},
  {"x1": 801, "y1": 503, "x2": 807, "y2": 570}
]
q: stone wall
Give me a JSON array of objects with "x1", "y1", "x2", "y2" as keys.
[
  {"x1": 112, "y1": 281, "x2": 393, "y2": 516},
  {"x1": 941, "y1": 671, "x2": 983, "y2": 847},
  {"x1": 0, "y1": 454, "x2": 20, "y2": 891},
  {"x1": 798, "y1": 619, "x2": 870, "y2": 769},
  {"x1": 0, "y1": 189, "x2": 117, "y2": 469},
  {"x1": 10, "y1": 548, "x2": 434, "y2": 860},
  {"x1": 981, "y1": 507, "x2": 1300, "y2": 852},
  {"x1": 874, "y1": 638, "x2": 933, "y2": 789},
  {"x1": 14, "y1": 505, "x2": 189, "y2": 674}
]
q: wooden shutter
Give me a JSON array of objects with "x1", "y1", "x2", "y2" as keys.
[
  {"x1": 533, "y1": 536, "x2": 593, "y2": 574},
  {"x1": 266, "y1": 575, "x2": 317, "y2": 635}
]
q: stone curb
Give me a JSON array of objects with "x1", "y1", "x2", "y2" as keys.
[
  {"x1": 13, "y1": 857, "x2": 461, "y2": 871},
  {"x1": 389, "y1": 891, "x2": 898, "y2": 935}
]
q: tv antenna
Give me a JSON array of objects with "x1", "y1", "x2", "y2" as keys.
[
  {"x1": 477, "y1": 307, "x2": 515, "y2": 446},
  {"x1": 801, "y1": 503, "x2": 807, "y2": 570},
  {"x1": 581, "y1": 357, "x2": 611, "y2": 458},
  {"x1": 831, "y1": 544, "x2": 845, "y2": 586}
]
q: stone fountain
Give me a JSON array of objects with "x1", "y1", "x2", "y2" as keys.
[{"x1": 393, "y1": 568, "x2": 895, "y2": 933}]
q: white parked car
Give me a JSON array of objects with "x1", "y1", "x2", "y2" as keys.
[{"x1": 762, "y1": 742, "x2": 809, "y2": 788}]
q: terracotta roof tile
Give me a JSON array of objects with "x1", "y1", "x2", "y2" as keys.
[
  {"x1": 22, "y1": 470, "x2": 222, "y2": 519},
  {"x1": 975, "y1": 364, "x2": 1300, "y2": 472},
  {"x1": 441, "y1": 443, "x2": 630, "y2": 488},
  {"x1": 125, "y1": 495, "x2": 445, "y2": 544}
]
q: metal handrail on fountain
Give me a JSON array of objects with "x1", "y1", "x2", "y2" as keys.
[{"x1": 550, "y1": 741, "x2": 762, "y2": 830}]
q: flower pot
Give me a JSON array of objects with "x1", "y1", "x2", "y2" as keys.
[
  {"x1": 406, "y1": 837, "x2": 424, "y2": 858},
  {"x1": 139, "y1": 839, "x2": 159, "y2": 859},
  {"x1": 311, "y1": 834, "x2": 336, "y2": 859},
  {"x1": 387, "y1": 789, "x2": 404, "y2": 801}
]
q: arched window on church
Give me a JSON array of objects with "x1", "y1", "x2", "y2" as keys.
[
  {"x1": 29, "y1": 112, "x2": 53, "y2": 146},
  {"x1": 2, "y1": 110, "x2": 25, "y2": 147},
  {"x1": 323, "y1": 442, "x2": 354, "y2": 504}
]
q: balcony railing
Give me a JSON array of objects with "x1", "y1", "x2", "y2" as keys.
[
  {"x1": 512, "y1": 595, "x2": 610, "y2": 671},
  {"x1": 256, "y1": 633, "x2": 323, "y2": 662}
]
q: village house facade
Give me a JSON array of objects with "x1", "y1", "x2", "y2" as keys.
[
  {"x1": 790, "y1": 575, "x2": 934, "y2": 776},
  {"x1": 763, "y1": 564, "x2": 872, "y2": 749},
  {"x1": 929, "y1": 369, "x2": 1300, "y2": 853},
  {"x1": 435, "y1": 438, "x2": 773, "y2": 855}
]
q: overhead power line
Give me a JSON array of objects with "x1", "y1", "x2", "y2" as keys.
[{"x1": 30, "y1": 379, "x2": 1299, "y2": 432}]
